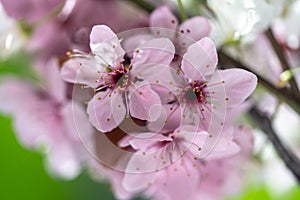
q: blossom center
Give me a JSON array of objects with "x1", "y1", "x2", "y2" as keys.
[
  {"x1": 100, "y1": 65, "x2": 133, "y2": 91},
  {"x1": 111, "y1": 68, "x2": 130, "y2": 88},
  {"x1": 183, "y1": 81, "x2": 207, "y2": 104}
]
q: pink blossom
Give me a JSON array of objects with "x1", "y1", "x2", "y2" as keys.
[
  {"x1": 118, "y1": 125, "x2": 240, "y2": 200},
  {"x1": 61, "y1": 25, "x2": 175, "y2": 133},
  {"x1": 82, "y1": 106, "x2": 255, "y2": 200},
  {"x1": 158, "y1": 37, "x2": 257, "y2": 133},
  {"x1": 0, "y1": 58, "x2": 93, "y2": 179}
]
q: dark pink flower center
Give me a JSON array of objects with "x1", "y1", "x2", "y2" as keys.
[
  {"x1": 183, "y1": 81, "x2": 208, "y2": 104},
  {"x1": 111, "y1": 68, "x2": 130, "y2": 88},
  {"x1": 98, "y1": 65, "x2": 133, "y2": 92}
]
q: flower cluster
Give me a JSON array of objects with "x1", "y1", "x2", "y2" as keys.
[{"x1": 57, "y1": 20, "x2": 257, "y2": 198}]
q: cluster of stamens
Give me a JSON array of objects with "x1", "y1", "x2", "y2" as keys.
[
  {"x1": 95, "y1": 64, "x2": 134, "y2": 95},
  {"x1": 183, "y1": 80, "x2": 208, "y2": 104}
]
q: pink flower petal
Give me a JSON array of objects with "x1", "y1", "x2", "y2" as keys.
[
  {"x1": 219, "y1": 68, "x2": 257, "y2": 107},
  {"x1": 123, "y1": 156, "x2": 199, "y2": 200},
  {"x1": 46, "y1": 59, "x2": 66, "y2": 103},
  {"x1": 46, "y1": 141, "x2": 81, "y2": 179},
  {"x1": 132, "y1": 38, "x2": 175, "y2": 67},
  {"x1": 122, "y1": 164, "x2": 158, "y2": 192},
  {"x1": 61, "y1": 57, "x2": 102, "y2": 88},
  {"x1": 90, "y1": 25, "x2": 125, "y2": 67},
  {"x1": 0, "y1": 79, "x2": 38, "y2": 114},
  {"x1": 132, "y1": 63, "x2": 183, "y2": 89},
  {"x1": 120, "y1": 133, "x2": 172, "y2": 151},
  {"x1": 87, "y1": 91, "x2": 126, "y2": 132},
  {"x1": 157, "y1": 161, "x2": 199, "y2": 200},
  {"x1": 122, "y1": 34, "x2": 156, "y2": 58},
  {"x1": 1, "y1": 0, "x2": 63, "y2": 23},
  {"x1": 206, "y1": 129, "x2": 241, "y2": 160},
  {"x1": 176, "y1": 126, "x2": 207, "y2": 157},
  {"x1": 107, "y1": 170, "x2": 134, "y2": 200},
  {"x1": 129, "y1": 84, "x2": 162, "y2": 121},
  {"x1": 178, "y1": 16, "x2": 211, "y2": 41},
  {"x1": 181, "y1": 37, "x2": 218, "y2": 81},
  {"x1": 149, "y1": 6, "x2": 178, "y2": 39},
  {"x1": 147, "y1": 103, "x2": 181, "y2": 134},
  {"x1": 13, "y1": 101, "x2": 52, "y2": 148},
  {"x1": 60, "y1": 101, "x2": 93, "y2": 143},
  {"x1": 13, "y1": 97, "x2": 67, "y2": 150},
  {"x1": 233, "y1": 126, "x2": 254, "y2": 156}
]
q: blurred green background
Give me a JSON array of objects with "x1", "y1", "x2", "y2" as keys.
[{"x1": 1, "y1": 53, "x2": 300, "y2": 200}]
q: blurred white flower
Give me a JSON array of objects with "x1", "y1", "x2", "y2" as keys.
[
  {"x1": 0, "y1": 3, "x2": 25, "y2": 59},
  {"x1": 273, "y1": 0, "x2": 300, "y2": 49},
  {"x1": 207, "y1": 0, "x2": 285, "y2": 46}
]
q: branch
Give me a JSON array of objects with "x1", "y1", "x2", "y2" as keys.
[
  {"x1": 265, "y1": 28, "x2": 300, "y2": 98},
  {"x1": 177, "y1": 0, "x2": 188, "y2": 21},
  {"x1": 218, "y1": 51, "x2": 300, "y2": 116},
  {"x1": 249, "y1": 107, "x2": 300, "y2": 183}
]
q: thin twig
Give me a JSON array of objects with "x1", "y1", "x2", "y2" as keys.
[
  {"x1": 249, "y1": 107, "x2": 300, "y2": 183},
  {"x1": 265, "y1": 28, "x2": 300, "y2": 98},
  {"x1": 218, "y1": 51, "x2": 300, "y2": 116},
  {"x1": 177, "y1": 0, "x2": 187, "y2": 21}
]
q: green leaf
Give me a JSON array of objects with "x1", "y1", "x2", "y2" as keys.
[{"x1": 0, "y1": 51, "x2": 38, "y2": 81}]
